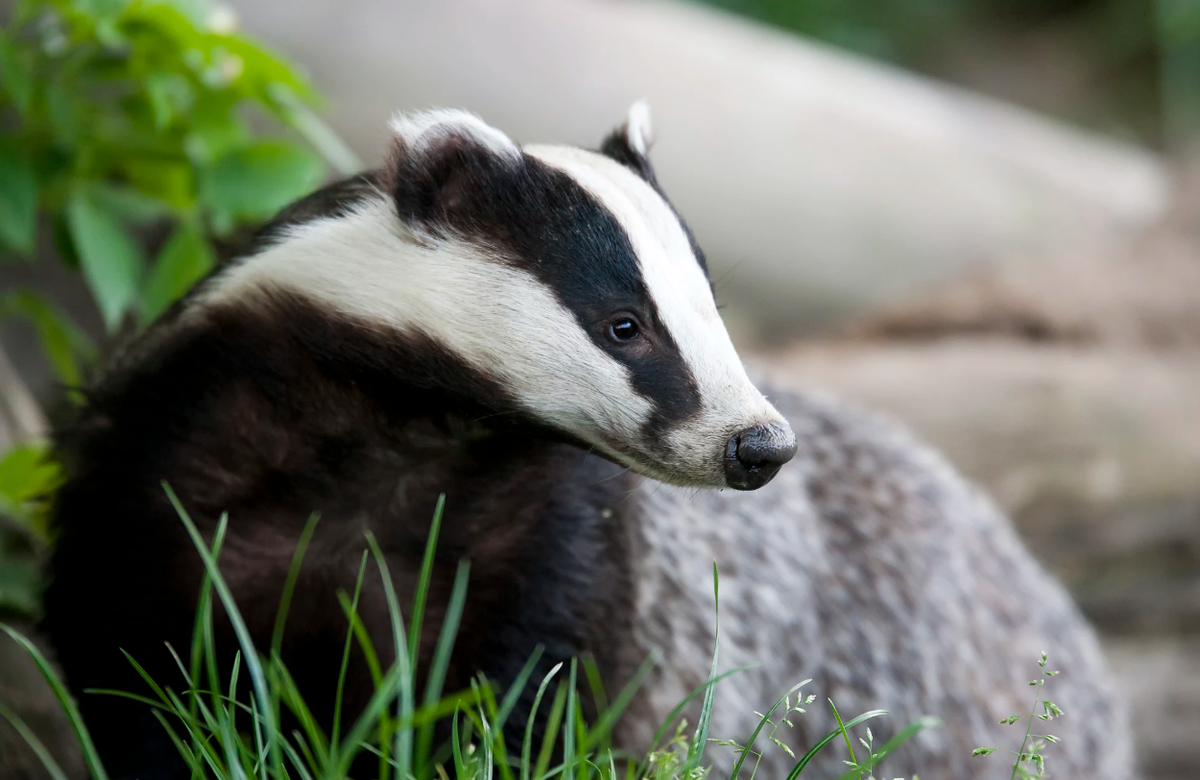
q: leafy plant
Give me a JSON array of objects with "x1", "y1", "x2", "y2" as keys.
[
  {"x1": 0, "y1": 0, "x2": 358, "y2": 620},
  {"x1": 972, "y1": 651, "x2": 1064, "y2": 780},
  {"x1": 0, "y1": 0, "x2": 357, "y2": 387}
]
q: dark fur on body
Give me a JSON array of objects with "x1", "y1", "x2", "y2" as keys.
[{"x1": 42, "y1": 292, "x2": 638, "y2": 779}]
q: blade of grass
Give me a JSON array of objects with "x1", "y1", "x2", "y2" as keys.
[
  {"x1": 273, "y1": 660, "x2": 330, "y2": 763},
  {"x1": 580, "y1": 653, "x2": 658, "y2": 756},
  {"x1": 834, "y1": 717, "x2": 941, "y2": 780},
  {"x1": 784, "y1": 710, "x2": 888, "y2": 780},
  {"x1": 533, "y1": 683, "x2": 567, "y2": 780},
  {"x1": 337, "y1": 590, "x2": 385, "y2": 688},
  {"x1": 332, "y1": 550, "x2": 370, "y2": 753},
  {"x1": 363, "y1": 531, "x2": 415, "y2": 779},
  {"x1": 633, "y1": 664, "x2": 753, "y2": 778},
  {"x1": 581, "y1": 655, "x2": 609, "y2": 746},
  {"x1": 151, "y1": 708, "x2": 209, "y2": 778},
  {"x1": 563, "y1": 659, "x2": 578, "y2": 776},
  {"x1": 0, "y1": 699, "x2": 73, "y2": 780},
  {"x1": 475, "y1": 672, "x2": 517, "y2": 780},
  {"x1": 495, "y1": 646, "x2": 545, "y2": 735},
  {"x1": 164, "y1": 484, "x2": 278, "y2": 765},
  {"x1": 533, "y1": 752, "x2": 597, "y2": 780},
  {"x1": 189, "y1": 513, "x2": 227, "y2": 750},
  {"x1": 279, "y1": 734, "x2": 318, "y2": 780},
  {"x1": 160, "y1": 644, "x2": 225, "y2": 740},
  {"x1": 452, "y1": 704, "x2": 469, "y2": 778},
  {"x1": 227, "y1": 650, "x2": 242, "y2": 742},
  {"x1": 162, "y1": 686, "x2": 226, "y2": 775},
  {"x1": 729, "y1": 680, "x2": 811, "y2": 780},
  {"x1": 197, "y1": 514, "x2": 230, "y2": 733},
  {"x1": 408, "y1": 494, "x2": 446, "y2": 663},
  {"x1": 828, "y1": 699, "x2": 857, "y2": 770},
  {"x1": 289, "y1": 728, "x2": 321, "y2": 777},
  {"x1": 268, "y1": 511, "x2": 318, "y2": 779},
  {"x1": 0, "y1": 623, "x2": 111, "y2": 780},
  {"x1": 523, "y1": 662, "x2": 564, "y2": 780},
  {"x1": 82, "y1": 688, "x2": 173, "y2": 713},
  {"x1": 685, "y1": 563, "x2": 720, "y2": 772},
  {"x1": 335, "y1": 584, "x2": 397, "y2": 780},
  {"x1": 250, "y1": 696, "x2": 268, "y2": 780},
  {"x1": 416, "y1": 557, "x2": 471, "y2": 773},
  {"x1": 270, "y1": 512, "x2": 320, "y2": 659}
]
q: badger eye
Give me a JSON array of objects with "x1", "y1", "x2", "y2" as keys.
[{"x1": 608, "y1": 317, "x2": 641, "y2": 342}]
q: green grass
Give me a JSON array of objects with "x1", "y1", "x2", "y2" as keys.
[{"x1": 1, "y1": 487, "x2": 938, "y2": 780}]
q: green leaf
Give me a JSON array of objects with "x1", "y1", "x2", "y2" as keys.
[
  {"x1": 141, "y1": 221, "x2": 214, "y2": 322},
  {"x1": 0, "y1": 441, "x2": 61, "y2": 508},
  {"x1": 0, "y1": 140, "x2": 38, "y2": 255},
  {"x1": 0, "y1": 32, "x2": 34, "y2": 115},
  {"x1": 216, "y1": 35, "x2": 318, "y2": 102},
  {"x1": 267, "y1": 83, "x2": 361, "y2": 175},
  {"x1": 119, "y1": 2, "x2": 206, "y2": 50},
  {"x1": 89, "y1": 182, "x2": 173, "y2": 225},
  {"x1": 185, "y1": 93, "x2": 250, "y2": 164},
  {"x1": 44, "y1": 78, "x2": 81, "y2": 146},
  {"x1": 0, "y1": 291, "x2": 94, "y2": 388},
  {"x1": 66, "y1": 189, "x2": 147, "y2": 330},
  {"x1": 200, "y1": 140, "x2": 324, "y2": 223},
  {"x1": 0, "y1": 559, "x2": 41, "y2": 616},
  {"x1": 120, "y1": 159, "x2": 195, "y2": 211},
  {"x1": 144, "y1": 72, "x2": 190, "y2": 130}
]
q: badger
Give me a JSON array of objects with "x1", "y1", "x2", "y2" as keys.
[{"x1": 40, "y1": 104, "x2": 1132, "y2": 780}]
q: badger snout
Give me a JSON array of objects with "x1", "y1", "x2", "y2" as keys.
[{"x1": 723, "y1": 422, "x2": 797, "y2": 490}]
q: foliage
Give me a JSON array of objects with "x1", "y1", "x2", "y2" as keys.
[
  {"x1": 0, "y1": 0, "x2": 358, "y2": 619},
  {"x1": 0, "y1": 440, "x2": 59, "y2": 615},
  {"x1": 0, "y1": 489, "x2": 933, "y2": 780},
  {"x1": 0, "y1": 0, "x2": 356, "y2": 383}
]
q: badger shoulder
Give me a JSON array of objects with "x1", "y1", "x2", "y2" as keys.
[{"x1": 620, "y1": 380, "x2": 1131, "y2": 779}]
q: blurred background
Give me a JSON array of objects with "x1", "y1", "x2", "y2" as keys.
[{"x1": 1, "y1": 0, "x2": 1198, "y2": 777}]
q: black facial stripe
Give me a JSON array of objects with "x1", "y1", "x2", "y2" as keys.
[
  {"x1": 598, "y1": 132, "x2": 710, "y2": 279},
  {"x1": 393, "y1": 147, "x2": 702, "y2": 441}
]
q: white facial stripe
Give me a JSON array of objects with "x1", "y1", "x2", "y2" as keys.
[
  {"x1": 194, "y1": 198, "x2": 652, "y2": 443},
  {"x1": 525, "y1": 146, "x2": 784, "y2": 449}
]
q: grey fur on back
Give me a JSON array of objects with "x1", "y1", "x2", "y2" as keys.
[{"x1": 618, "y1": 383, "x2": 1133, "y2": 779}]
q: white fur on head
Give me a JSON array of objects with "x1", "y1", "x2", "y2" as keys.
[
  {"x1": 195, "y1": 199, "x2": 656, "y2": 460},
  {"x1": 526, "y1": 144, "x2": 786, "y2": 485},
  {"x1": 624, "y1": 100, "x2": 655, "y2": 156},
  {"x1": 389, "y1": 108, "x2": 521, "y2": 162}
]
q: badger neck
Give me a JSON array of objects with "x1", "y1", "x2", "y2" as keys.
[{"x1": 78, "y1": 284, "x2": 625, "y2": 550}]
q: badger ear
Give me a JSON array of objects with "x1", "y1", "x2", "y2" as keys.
[
  {"x1": 388, "y1": 109, "x2": 522, "y2": 232},
  {"x1": 600, "y1": 100, "x2": 658, "y2": 184}
]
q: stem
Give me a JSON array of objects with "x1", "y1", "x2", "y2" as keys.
[{"x1": 1010, "y1": 676, "x2": 1043, "y2": 780}]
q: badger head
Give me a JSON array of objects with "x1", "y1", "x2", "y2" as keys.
[{"x1": 201, "y1": 104, "x2": 795, "y2": 490}]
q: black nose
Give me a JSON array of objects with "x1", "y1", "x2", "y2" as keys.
[{"x1": 724, "y1": 423, "x2": 797, "y2": 490}]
